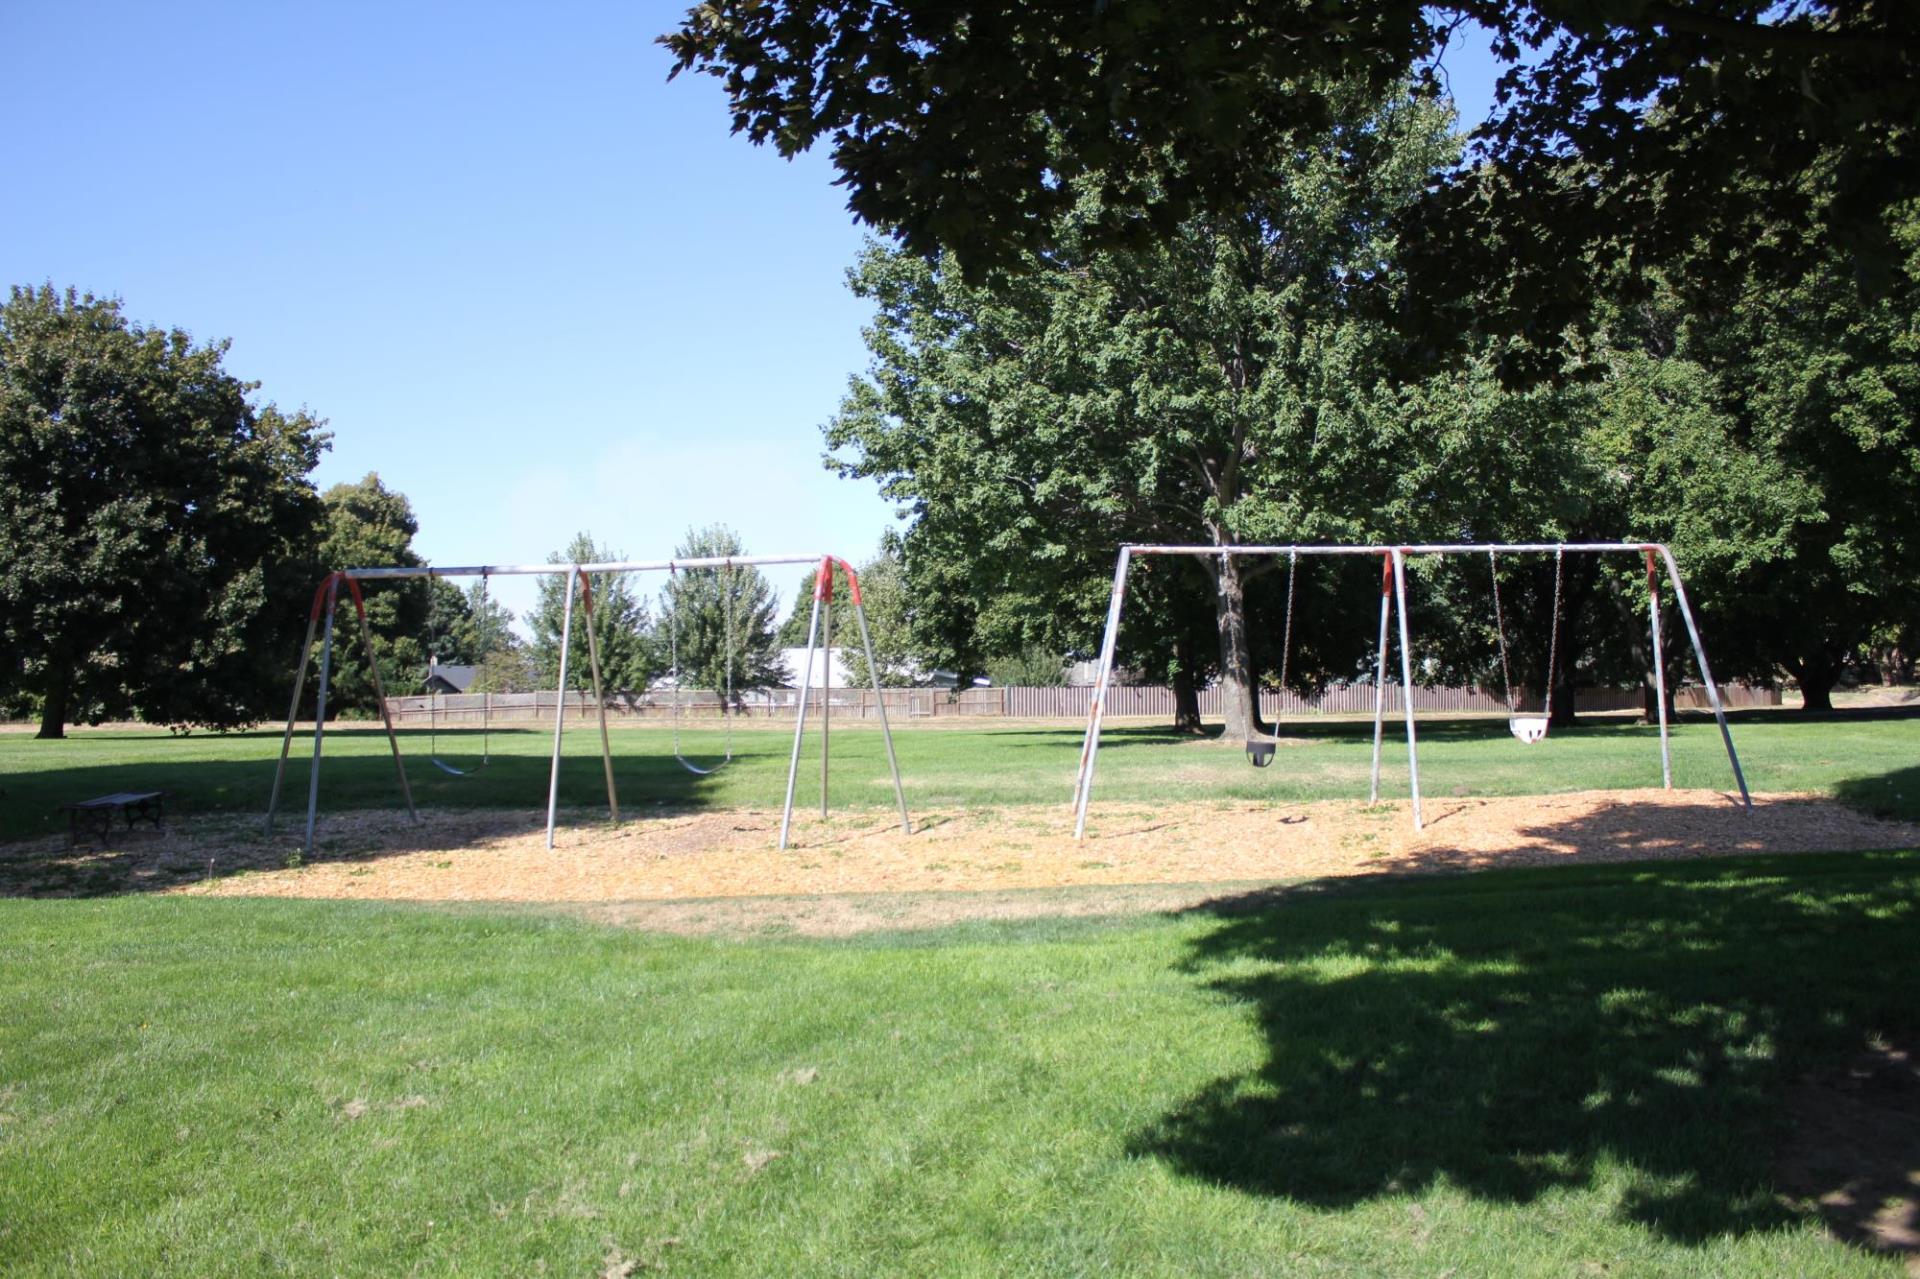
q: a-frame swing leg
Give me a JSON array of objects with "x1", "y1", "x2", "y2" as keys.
[
  {"x1": 545, "y1": 565, "x2": 579, "y2": 849},
  {"x1": 578, "y1": 572, "x2": 620, "y2": 826},
  {"x1": 1390, "y1": 549, "x2": 1424, "y2": 830},
  {"x1": 1654, "y1": 546, "x2": 1751, "y2": 808},
  {"x1": 1644, "y1": 549, "x2": 1673, "y2": 789},
  {"x1": 820, "y1": 572, "x2": 831, "y2": 818},
  {"x1": 266, "y1": 575, "x2": 329, "y2": 834},
  {"x1": 778, "y1": 560, "x2": 828, "y2": 850},
  {"x1": 344, "y1": 575, "x2": 416, "y2": 824},
  {"x1": 1368, "y1": 553, "x2": 1394, "y2": 805},
  {"x1": 1070, "y1": 547, "x2": 1132, "y2": 839},
  {"x1": 302, "y1": 575, "x2": 341, "y2": 857},
  {"x1": 843, "y1": 559, "x2": 911, "y2": 836}
]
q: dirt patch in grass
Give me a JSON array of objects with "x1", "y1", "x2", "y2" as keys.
[
  {"x1": 1775, "y1": 1036, "x2": 1920, "y2": 1274},
  {"x1": 2, "y1": 787, "x2": 1907, "y2": 915}
]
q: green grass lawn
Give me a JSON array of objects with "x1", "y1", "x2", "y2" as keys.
[
  {"x1": 4, "y1": 852, "x2": 1917, "y2": 1276},
  {"x1": 2, "y1": 711, "x2": 1918, "y2": 842}
]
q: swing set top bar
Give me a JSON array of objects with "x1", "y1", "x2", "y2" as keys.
[
  {"x1": 342, "y1": 554, "x2": 836, "y2": 580},
  {"x1": 1122, "y1": 541, "x2": 1667, "y2": 557}
]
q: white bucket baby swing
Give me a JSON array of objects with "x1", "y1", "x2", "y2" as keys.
[{"x1": 1489, "y1": 546, "x2": 1564, "y2": 744}]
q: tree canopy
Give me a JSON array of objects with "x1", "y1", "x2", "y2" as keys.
[
  {"x1": 660, "y1": 526, "x2": 783, "y2": 696},
  {"x1": 665, "y1": 0, "x2": 1917, "y2": 374},
  {"x1": 528, "y1": 533, "x2": 657, "y2": 693},
  {"x1": 0, "y1": 285, "x2": 328, "y2": 737},
  {"x1": 315, "y1": 473, "x2": 428, "y2": 716},
  {"x1": 828, "y1": 85, "x2": 1464, "y2": 737}
]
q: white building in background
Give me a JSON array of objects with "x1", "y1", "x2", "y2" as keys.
[{"x1": 778, "y1": 646, "x2": 852, "y2": 689}]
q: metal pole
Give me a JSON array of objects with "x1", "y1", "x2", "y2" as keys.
[
  {"x1": 1390, "y1": 549, "x2": 1424, "y2": 830},
  {"x1": 820, "y1": 566, "x2": 831, "y2": 819},
  {"x1": 302, "y1": 575, "x2": 340, "y2": 857},
  {"x1": 545, "y1": 565, "x2": 578, "y2": 849},
  {"x1": 1656, "y1": 547, "x2": 1751, "y2": 807},
  {"x1": 265, "y1": 584, "x2": 324, "y2": 833},
  {"x1": 850, "y1": 582, "x2": 912, "y2": 835},
  {"x1": 778, "y1": 582, "x2": 825, "y2": 849},
  {"x1": 1071, "y1": 548, "x2": 1132, "y2": 839},
  {"x1": 344, "y1": 577, "x2": 415, "y2": 823},
  {"x1": 578, "y1": 572, "x2": 620, "y2": 825},
  {"x1": 1369, "y1": 553, "x2": 1393, "y2": 805},
  {"x1": 1644, "y1": 549, "x2": 1672, "y2": 789}
]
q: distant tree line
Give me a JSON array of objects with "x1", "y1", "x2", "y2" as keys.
[{"x1": 0, "y1": 285, "x2": 800, "y2": 734}]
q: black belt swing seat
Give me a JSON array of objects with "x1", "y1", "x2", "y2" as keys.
[{"x1": 1245, "y1": 549, "x2": 1298, "y2": 768}]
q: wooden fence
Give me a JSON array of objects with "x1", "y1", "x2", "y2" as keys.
[{"x1": 385, "y1": 681, "x2": 1778, "y2": 725}]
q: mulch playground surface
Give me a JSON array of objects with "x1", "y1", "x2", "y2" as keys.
[{"x1": 7, "y1": 788, "x2": 1916, "y2": 933}]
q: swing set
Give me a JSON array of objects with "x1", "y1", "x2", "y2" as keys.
[
  {"x1": 1072, "y1": 541, "x2": 1750, "y2": 839},
  {"x1": 265, "y1": 554, "x2": 911, "y2": 856}
]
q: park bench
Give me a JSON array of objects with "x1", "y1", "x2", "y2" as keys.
[{"x1": 61, "y1": 790, "x2": 170, "y2": 849}]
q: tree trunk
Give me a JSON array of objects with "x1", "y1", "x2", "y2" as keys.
[
  {"x1": 1547, "y1": 661, "x2": 1578, "y2": 728},
  {"x1": 36, "y1": 660, "x2": 70, "y2": 739},
  {"x1": 1170, "y1": 632, "x2": 1203, "y2": 733},
  {"x1": 1797, "y1": 671, "x2": 1837, "y2": 713},
  {"x1": 1211, "y1": 550, "x2": 1266, "y2": 740},
  {"x1": 1781, "y1": 651, "x2": 1840, "y2": 712}
]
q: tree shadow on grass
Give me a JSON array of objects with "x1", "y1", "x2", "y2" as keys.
[
  {"x1": 1833, "y1": 764, "x2": 1920, "y2": 822},
  {"x1": 1133, "y1": 847, "x2": 1920, "y2": 1252}
]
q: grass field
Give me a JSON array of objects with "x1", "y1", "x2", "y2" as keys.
[
  {"x1": 3, "y1": 711, "x2": 1918, "y2": 843},
  {"x1": 3, "y1": 852, "x2": 1917, "y2": 1276},
  {"x1": 4, "y1": 715, "x2": 1917, "y2": 1274}
]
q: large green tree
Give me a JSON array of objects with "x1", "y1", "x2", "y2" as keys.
[
  {"x1": 421, "y1": 577, "x2": 516, "y2": 670},
  {"x1": 660, "y1": 526, "x2": 783, "y2": 697},
  {"x1": 315, "y1": 473, "x2": 428, "y2": 716},
  {"x1": 0, "y1": 286, "x2": 328, "y2": 737},
  {"x1": 528, "y1": 534, "x2": 657, "y2": 693},
  {"x1": 828, "y1": 86, "x2": 1462, "y2": 738},
  {"x1": 1672, "y1": 206, "x2": 1920, "y2": 709},
  {"x1": 666, "y1": 1, "x2": 1917, "y2": 375}
]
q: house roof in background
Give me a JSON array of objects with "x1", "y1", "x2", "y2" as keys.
[{"x1": 427, "y1": 664, "x2": 478, "y2": 692}]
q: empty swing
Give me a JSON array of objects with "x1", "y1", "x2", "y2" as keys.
[
  {"x1": 1489, "y1": 547, "x2": 1563, "y2": 744},
  {"x1": 427, "y1": 572, "x2": 493, "y2": 776},
  {"x1": 1247, "y1": 549, "x2": 1298, "y2": 769},
  {"x1": 668, "y1": 562, "x2": 737, "y2": 776}
]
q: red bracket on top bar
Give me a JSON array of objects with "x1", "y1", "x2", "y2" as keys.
[
  {"x1": 815, "y1": 556, "x2": 835, "y2": 601},
  {"x1": 1379, "y1": 553, "x2": 1394, "y2": 596},
  {"x1": 310, "y1": 573, "x2": 341, "y2": 621},
  {"x1": 832, "y1": 557, "x2": 863, "y2": 606},
  {"x1": 342, "y1": 573, "x2": 372, "y2": 621}
]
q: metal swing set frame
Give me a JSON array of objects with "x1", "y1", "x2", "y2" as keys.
[
  {"x1": 1069, "y1": 541, "x2": 1752, "y2": 839},
  {"x1": 264, "y1": 554, "x2": 911, "y2": 855}
]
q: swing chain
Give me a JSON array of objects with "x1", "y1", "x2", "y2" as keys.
[
  {"x1": 1489, "y1": 550, "x2": 1518, "y2": 713},
  {"x1": 723, "y1": 557, "x2": 736, "y2": 760},
  {"x1": 1277, "y1": 549, "x2": 1297, "y2": 714},
  {"x1": 1542, "y1": 546, "x2": 1565, "y2": 720},
  {"x1": 669, "y1": 564, "x2": 683, "y2": 756},
  {"x1": 479, "y1": 571, "x2": 491, "y2": 765}
]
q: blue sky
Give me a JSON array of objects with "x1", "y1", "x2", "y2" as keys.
[{"x1": 2, "y1": 2, "x2": 1502, "y2": 629}]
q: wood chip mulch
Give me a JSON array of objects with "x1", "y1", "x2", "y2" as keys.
[{"x1": 3, "y1": 787, "x2": 1897, "y2": 906}]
